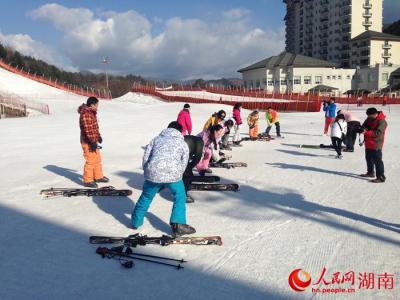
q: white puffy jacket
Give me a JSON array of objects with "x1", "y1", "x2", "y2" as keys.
[
  {"x1": 330, "y1": 119, "x2": 347, "y2": 139},
  {"x1": 143, "y1": 128, "x2": 189, "y2": 183}
]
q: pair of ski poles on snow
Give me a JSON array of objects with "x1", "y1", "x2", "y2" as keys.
[{"x1": 96, "y1": 245, "x2": 186, "y2": 269}]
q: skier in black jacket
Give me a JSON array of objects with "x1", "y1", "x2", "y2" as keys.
[{"x1": 183, "y1": 135, "x2": 204, "y2": 203}]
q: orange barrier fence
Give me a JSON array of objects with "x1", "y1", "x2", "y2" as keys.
[
  {"x1": 131, "y1": 86, "x2": 321, "y2": 112},
  {"x1": 0, "y1": 59, "x2": 110, "y2": 99},
  {"x1": 205, "y1": 87, "x2": 400, "y2": 105}
]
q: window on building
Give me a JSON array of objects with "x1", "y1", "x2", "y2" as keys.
[
  {"x1": 315, "y1": 76, "x2": 322, "y2": 84},
  {"x1": 338, "y1": 75, "x2": 342, "y2": 80},
  {"x1": 268, "y1": 79, "x2": 274, "y2": 86},
  {"x1": 304, "y1": 76, "x2": 312, "y2": 84},
  {"x1": 256, "y1": 80, "x2": 261, "y2": 87},
  {"x1": 327, "y1": 75, "x2": 331, "y2": 80},
  {"x1": 382, "y1": 73, "x2": 389, "y2": 82},
  {"x1": 249, "y1": 80, "x2": 253, "y2": 87},
  {"x1": 293, "y1": 76, "x2": 301, "y2": 85},
  {"x1": 368, "y1": 74, "x2": 374, "y2": 82},
  {"x1": 347, "y1": 75, "x2": 351, "y2": 80},
  {"x1": 280, "y1": 79, "x2": 287, "y2": 85},
  {"x1": 332, "y1": 75, "x2": 336, "y2": 80}
]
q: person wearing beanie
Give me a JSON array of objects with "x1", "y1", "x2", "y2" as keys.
[
  {"x1": 323, "y1": 98, "x2": 337, "y2": 135},
  {"x1": 78, "y1": 97, "x2": 109, "y2": 188},
  {"x1": 330, "y1": 114, "x2": 347, "y2": 159},
  {"x1": 203, "y1": 110, "x2": 226, "y2": 130},
  {"x1": 360, "y1": 107, "x2": 387, "y2": 183},
  {"x1": 337, "y1": 109, "x2": 361, "y2": 152},
  {"x1": 131, "y1": 121, "x2": 196, "y2": 237},
  {"x1": 177, "y1": 103, "x2": 192, "y2": 135}
]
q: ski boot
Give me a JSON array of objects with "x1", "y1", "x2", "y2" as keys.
[
  {"x1": 84, "y1": 182, "x2": 98, "y2": 188},
  {"x1": 370, "y1": 175, "x2": 386, "y2": 183},
  {"x1": 95, "y1": 176, "x2": 110, "y2": 183},
  {"x1": 335, "y1": 155, "x2": 343, "y2": 159},
  {"x1": 171, "y1": 223, "x2": 196, "y2": 237},
  {"x1": 186, "y1": 195, "x2": 195, "y2": 203},
  {"x1": 360, "y1": 172, "x2": 375, "y2": 178},
  {"x1": 204, "y1": 168, "x2": 213, "y2": 174}
]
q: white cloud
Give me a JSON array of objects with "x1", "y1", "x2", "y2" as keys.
[
  {"x1": 29, "y1": 3, "x2": 94, "y2": 30},
  {"x1": 0, "y1": 31, "x2": 74, "y2": 70},
  {"x1": 222, "y1": 8, "x2": 251, "y2": 20},
  {"x1": 28, "y1": 4, "x2": 285, "y2": 79}
]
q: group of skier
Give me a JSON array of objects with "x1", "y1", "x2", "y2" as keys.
[
  {"x1": 323, "y1": 98, "x2": 388, "y2": 183},
  {"x1": 77, "y1": 95, "x2": 387, "y2": 238}
]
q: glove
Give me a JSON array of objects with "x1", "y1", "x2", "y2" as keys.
[
  {"x1": 98, "y1": 136, "x2": 103, "y2": 144},
  {"x1": 89, "y1": 142, "x2": 98, "y2": 152}
]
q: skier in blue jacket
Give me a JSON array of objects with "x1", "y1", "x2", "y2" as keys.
[
  {"x1": 323, "y1": 98, "x2": 337, "y2": 134},
  {"x1": 131, "y1": 121, "x2": 195, "y2": 237}
]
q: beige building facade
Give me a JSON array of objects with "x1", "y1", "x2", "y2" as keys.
[
  {"x1": 238, "y1": 52, "x2": 356, "y2": 94},
  {"x1": 350, "y1": 31, "x2": 400, "y2": 67}
]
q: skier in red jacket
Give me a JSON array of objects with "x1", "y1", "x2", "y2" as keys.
[{"x1": 359, "y1": 107, "x2": 387, "y2": 183}]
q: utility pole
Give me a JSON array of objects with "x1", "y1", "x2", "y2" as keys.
[{"x1": 101, "y1": 56, "x2": 109, "y2": 95}]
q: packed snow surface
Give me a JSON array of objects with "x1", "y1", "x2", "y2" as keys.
[{"x1": 0, "y1": 67, "x2": 399, "y2": 300}]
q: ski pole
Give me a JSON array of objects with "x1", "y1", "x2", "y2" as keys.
[
  {"x1": 111, "y1": 245, "x2": 187, "y2": 263},
  {"x1": 96, "y1": 247, "x2": 184, "y2": 269}
]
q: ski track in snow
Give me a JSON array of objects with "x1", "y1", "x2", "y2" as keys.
[{"x1": 0, "y1": 67, "x2": 399, "y2": 300}]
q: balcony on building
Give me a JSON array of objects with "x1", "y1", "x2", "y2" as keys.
[
  {"x1": 382, "y1": 53, "x2": 392, "y2": 58},
  {"x1": 363, "y1": 11, "x2": 372, "y2": 17},
  {"x1": 362, "y1": 21, "x2": 372, "y2": 27},
  {"x1": 382, "y1": 43, "x2": 392, "y2": 49},
  {"x1": 363, "y1": 2, "x2": 372, "y2": 9}
]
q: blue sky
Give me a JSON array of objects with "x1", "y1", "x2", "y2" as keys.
[{"x1": 0, "y1": 1, "x2": 399, "y2": 79}]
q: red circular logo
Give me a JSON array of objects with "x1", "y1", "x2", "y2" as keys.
[{"x1": 288, "y1": 269, "x2": 312, "y2": 292}]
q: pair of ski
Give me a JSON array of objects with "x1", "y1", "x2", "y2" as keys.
[
  {"x1": 209, "y1": 162, "x2": 247, "y2": 169},
  {"x1": 40, "y1": 178, "x2": 239, "y2": 197},
  {"x1": 299, "y1": 144, "x2": 346, "y2": 149},
  {"x1": 90, "y1": 234, "x2": 223, "y2": 247},
  {"x1": 187, "y1": 175, "x2": 239, "y2": 192},
  {"x1": 40, "y1": 186, "x2": 132, "y2": 197}
]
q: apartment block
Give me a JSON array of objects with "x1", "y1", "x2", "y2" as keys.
[{"x1": 283, "y1": 0, "x2": 383, "y2": 67}]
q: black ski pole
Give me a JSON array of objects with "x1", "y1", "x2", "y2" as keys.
[
  {"x1": 111, "y1": 245, "x2": 187, "y2": 263},
  {"x1": 96, "y1": 247, "x2": 184, "y2": 269}
]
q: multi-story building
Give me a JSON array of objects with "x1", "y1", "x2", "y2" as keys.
[
  {"x1": 283, "y1": 0, "x2": 383, "y2": 67},
  {"x1": 350, "y1": 31, "x2": 400, "y2": 67}
]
